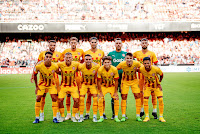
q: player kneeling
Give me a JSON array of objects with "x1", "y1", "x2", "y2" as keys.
[
  {"x1": 116, "y1": 53, "x2": 142, "y2": 122},
  {"x1": 139, "y1": 57, "x2": 166, "y2": 122},
  {"x1": 33, "y1": 52, "x2": 59, "y2": 124},
  {"x1": 97, "y1": 56, "x2": 120, "y2": 122},
  {"x1": 78, "y1": 54, "x2": 100, "y2": 122},
  {"x1": 57, "y1": 52, "x2": 80, "y2": 122}
]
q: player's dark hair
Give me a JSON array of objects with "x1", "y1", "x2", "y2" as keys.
[
  {"x1": 89, "y1": 37, "x2": 98, "y2": 42},
  {"x1": 85, "y1": 54, "x2": 92, "y2": 58},
  {"x1": 49, "y1": 40, "x2": 56, "y2": 43},
  {"x1": 45, "y1": 51, "x2": 53, "y2": 56},
  {"x1": 126, "y1": 52, "x2": 133, "y2": 57},
  {"x1": 102, "y1": 56, "x2": 112, "y2": 62},
  {"x1": 141, "y1": 38, "x2": 148, "y2": 42},
  {"x1": 65, "y1": 52, "x2": 72, "y2": 56},
  {"x1": 143, "y1": 57, "x2": 151, "y2": 62},
  {"x1": 114, "y1": 38, "x2": 122, "y2": 42},
  {"x1": 70, "y1": 37, "x2": 78, "y2": 42}
]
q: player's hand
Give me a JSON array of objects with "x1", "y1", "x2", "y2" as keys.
[
  {"x1": 30, "y1": 75, "x2": 34, "y2": 83},
  {"x1": 157, "y1": 84, "x2": 162, "y2": 91},
  {"x1": 98, "y1": 92, "x2": 104, "y2": 99},
  {"x1": 113, "y1": 92, "x2": 119, "y2": 100},
  {"x1": 35, "y1": 86, "x2": 41, "y2": 95}
]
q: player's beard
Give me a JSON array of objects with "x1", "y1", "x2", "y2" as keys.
[
  {"x1": 142, "y1": 46, "x2": 147, "y2": 49},
  {"x1": 116, "y1": 46, "x2": 121, "y2": 51},
  {"x1": 92, "y1": 45, "x2": 96, "y2": 49},
  {"x1": 50, "y1": 48, "x2": 55, "y2": 52}
]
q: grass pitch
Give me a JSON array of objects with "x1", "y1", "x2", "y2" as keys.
[{"x1": 0, "y1": 73, "x2": 200, "y2": 134}]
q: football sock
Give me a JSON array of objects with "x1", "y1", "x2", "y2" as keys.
[
  {"x1": 86, "y1": 94, "x2": 92, "y2": 114},
  {"x1": 151, "y1": 92, "x2": 157, "y2": 109},
  {"x1": 121, "y1": 99, "x2": 126, "y2": 115},
  {"x1": 93, "y1": 97, "x2": 98, "y2": 115},
  {"x1": 136, "y1": 98, "x2": 141, "y2": 115},
  {"x1": 98, "y1": 97, "x2": 104, "y2": 117},
  {"x1": 59, "y1": 108, "x2": 65, "y2": 117},
  {"x1": 158, "y1": 98, "x2": 164, "y2": 117},
  {"x1": 66, "y1": 96, "x2": 71, "y2": 114},
  {"x1": 72, "y1": 107, "x2": 78, "y2": 117},
  {"x1": 40, "y1": 97, "x2": 45, "y2": 113},
  {"x1": 144, "y1": 98, "x2": 149, "y2": 117},
  {"x1": 114, "y1": 99, "x2": 119, "y2": 116},
  {"x1": 35, "y1": 102, "x2": 41, "y2": 117},
  {"x1": 79, "y1": 97, "x2": 85, "y2": 115},
  {"x1": 52, "y1": 101, "x2": 58, "y2": 117}
]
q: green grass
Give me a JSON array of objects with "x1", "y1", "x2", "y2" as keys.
[{"x1": 0, "y1": 73, "x2": 200, "y2": 134}]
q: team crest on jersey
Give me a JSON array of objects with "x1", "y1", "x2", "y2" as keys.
[
  {"x1": 52, "y1": 70, "x2": 55, "y2": 73},
  {"x1": 110, "y1": 72, "x2": 114, "y2": 76},
  {"x1": 148, "y1": 55, "x2": 151, "y2": 57},
  {"x1": 78, "y1": 52, "x2": 80, "y2": 55},
  {"x1": 72, "y1": 67, "x2": 75, "y2": 70},
  {"x1": 134, "y1": 67, "x2": 137, "y2": 70},
  {"x1": 98, "y1": 53, "x2": 101, "y2": 56},
  {"x1": 122, "y1": 54, "x2": 125, "y2": 57},
  {"x1": 56, "y1": 54, "x2": 59, "y2": 57},
  {"x1": 152, "y1": 73, "x2": 155, "y2": 76},
  {"x1": 92, "y1": 70, "x2": 96, "y2": 74}
]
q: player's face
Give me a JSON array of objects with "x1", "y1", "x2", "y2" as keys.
[
  {"x1": 143, "y1": 60, "x2": 151, "y2": 70},
  {"x1": 70, "y1": 40, "x2": 78, "y2": 49},
  {"x1": 115, "y1": 40, "x2": 122, "y2": 50},
  {"x1": 49, "y1": 42, "x2": 56, "y2": 52},
  {"x1": 90, "y1": 39, "x2": 97, "y2": 49},
  {"x1": 65, "y1": 54, "x2": 73, "y2": 64},
  {"x1": 125, "y1": 55, "x2": 133, "y2": 66},
  {"x1": 103, "y1": 60, "x2": 111, "y2": 69},
  {"x1": 85, "y1": 56, "x2": 92, "y2": 66},
  {"x1": 44, "y1": 54, "x2": 53, "y2": 65},
  {"x1": 141, "y1": 40, "x2": 148, "y2": 49}
]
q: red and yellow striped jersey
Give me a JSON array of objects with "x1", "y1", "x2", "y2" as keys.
[
  {"x1": 84, "y1": 49, "x2": 104, "y2": 66},
  {"x1": 61, "y1": 48, "x2": 84, "y2": 62},
  {"x1": 38, "y1": 51, "x2": 61, "y2": 63},
  {"x1": 97, "y1": 65, "x2": 119, "y2": 87},
  {"x1": 57, "y1": 61, "x2": 80, "y2": 87},
  {"x1": 116, "y1": 61, "x2": 141, "y2": 82},
  {"x1": 34, "y1": 62, "x2": 58, "y2": 87},
  {"x1": 78, "y1": 63, "x2": 100, "y2": 85},
  {"x1": 139, "y1": 66, "x2": 163, "y2": 88}
]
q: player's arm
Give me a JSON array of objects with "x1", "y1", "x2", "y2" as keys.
[
  {"x1": 157, "y1": 67, "x2": 164, "y2": 89},
  {"x1": 97, "y1": 70, "x2": 103, "y2": 98},
  {"x1": 116, "y1": 62, "x2": 122, "y2": 70},
  {"x1": 55, "y1": 63, "x2": 61, "y2": 75},
  {"x1": 31, "y1": 60, "x2": 43, "y2": 83},
  {"x1": 113, "y1": 69, "x2": 119, "y2": 99},
  {"x1": 152, "y1": 52, "x2": 158, "y2": 65},
  {"x1": 60, "y1": 51, "x2": 65, "y2": 62},
  {"x1": 33, "y1": 66, "x2": 40, "y2": 94},
  {"x1": 80, "y1": 50, "x2": 85, "y2": 63}
]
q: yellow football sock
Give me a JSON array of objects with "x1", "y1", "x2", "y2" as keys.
[
  {"x1": 98, "y1": 97, "x2": 104, "y2": 117},
  {"x1": 93, "y1": 97, "x2": 98, "y2": 115},
  {"x1": 158, "y1": 98, "x2": 164, "y2": 116},
  {"x1": 40, "y1": 97, "x2": 45, "y2": 113},
  {"x1": 114, "y1": 99, "x2": 119, "y2": 116},
  {"x1": 59, "y1": 108, "x2": 65, "y2": 117},
  {"x1": 79, "y1": 97, "x2": 85, "y2": 115},
  {"x1": 35, "y1": 102, "x2": 41, "y2": 117},
  {"x1": 57, "y1": 100, "x2": 60, "y2": 113},
  {"x1": 72, "y1": 107, "x2": 78, "y2": 117},
  {"x1": 66, "y1": 96, "x2": 71, "y2": 113},
  {"x1": 140, "y1": 92, "x2": 144, "y2": 106},
  {"x1": 151, "y1": 92, "x2": 157, "y2": 109},
  {"x1": 121, "y1": 99, "x2": 126, "y2": 115},
  {"x1": 144, "y1": 98, "x2": 149, "y2": 117},
  {"x1": 86, "y1": 94, "x2": 92, "y2": 114},
  {"x1": 52, "y1": 102, "x2": 58, "y2": 117},
  {"x1": 135, "y1": 98, "x2": 141, "y2": 115}
]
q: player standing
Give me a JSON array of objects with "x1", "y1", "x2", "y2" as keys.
[
  {"x1": 57, "y1": 52, "x2": 80, "y2": 122},
  {"x1": 61, "y1": 37, "x2": 84, "y2": 120},
  {"x1": 116, "y1": 53, "x2": 142, "y2": 122},
  {"x1": 97, "y1": 56, "x2": 120, "y2": 122},
  {"x1": 107, "y1": 38, "x2": 127, "y2": 119},
  {"x1": 78, "y1": 54, "x2": 100, "y2": 122},
  {"x1": 31, "y1": 40, "x2": 61, "y2": 121},
  {"x1": 138, "y1": 57, "x2": 166, "y2": 122},
  {"x1": 32, "y1": 52, "x2": 59, "y2": 123},
  {"x1": 133, "y1": 38, "x2": 158, "y2": 119},
  {"x1": 84, "y1": 37, "x2": 105, "y2": 119}
]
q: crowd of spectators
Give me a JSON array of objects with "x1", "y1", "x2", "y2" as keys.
[
  {"x1": 0, "y1": 32, "x2": 200, "y2": 67},
  {"x1": 0, "y1": 0, "x2": 200, "y2": 22}
]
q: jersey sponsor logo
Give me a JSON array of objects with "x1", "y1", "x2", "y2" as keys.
[
  {"x1": 84, "y1": 75, "x2": 94, "y2": 79},
  {"x1": 112, "y1": 55, "x2": 115, "y2": 57},
  {"x1": 125, "y1": 71, "x2": 134, "y2": 76},
  {"x1": 145, "y1": 77, "x2": 156, "y2": 82},
  {"x1": 122, "y1": 54, "x2": 125, "y2": 57},
  {"x1": 72, "y1": 67, "x2": 75, "y2": 70},
  {"x1": 98, "y1": 53, "x2": 101, "y2": 56},
  {"x1": 102, "y1": 76, "x2": 113, "y2": 81},
  {"x1": 93, "y1": 59, "x2": 100, "y2": 63},
  {"x1": 148, "y1": 55, "x2": 151, "y2": 57},
  {"x1": 113, "y1": 58, "x2": 124, "y2": 63},
  {"x1": 78, "y1": 52, "x2": 80, "y2": 55},
  {"x1": 63, "y1": 72, "x2": 74, "y2": 76},
  {"x1": 73, "y1": 57, "x2": 79, "y2": 61}
]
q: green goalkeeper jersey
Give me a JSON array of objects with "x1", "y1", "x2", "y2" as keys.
[{"x1": 108, "y1": 50, "x2": 127, "y2": 74}]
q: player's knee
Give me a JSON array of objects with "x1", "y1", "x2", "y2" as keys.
[
  {"x1": 158, "y1": 97, "x2": 164, "y2": 104},
  {"x1": 58, "y1": 98, "x2": 64, "y2": 103},
  {"x1": 98, "y1": 97, "x2": 104, "y2": 104},
  {"x1": 74, "y1": 98, "x2": 79, "y2": 104},
  {"x1": 144, "y1": 96, "x2": 149, "y2": 100},
  {"x1": 67, "y1": 94, "x2": 71, "y2": 97},
  {"x1": 43, "y1": 93, "x2": 47, "y2": 97},
  {"x1": 134, "y1": 93, "x2": 140, "y2": 99},
  {"x1": 51, "y1": 95, "x2": 58, "y2": 102},
  {"x1": 36, "y1": 96, "x2": 42, "y2": 102},
  {"x1": 121, "y1": 94, "x2": 127, "y2": 100},
  {"x1": 80, "y1": 97, "x2": 85, "y2": 104},
  {"x1": 93, "y1": 97, "x2": 98, "y2": 105}
]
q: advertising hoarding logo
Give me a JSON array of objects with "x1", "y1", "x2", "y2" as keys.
[{"x1": 17, "y1": 24, "x2": 45, "y2": 31}]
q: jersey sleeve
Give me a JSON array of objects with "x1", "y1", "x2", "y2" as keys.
[
  {"x1": 97, "y1": 69, "x2": 102, "y2": 79},
  {"x1": 152, "y1": 52, "x2": 158, "y2": 64},
  {"x1": 60, "y1": 50, "x2": 65, "y2": 61},
  {"x1": 156, "y1": 67, "x2": 163, "y2": 76},
  {"x1": 34, "y1": 65, "x2": 40, "y2": 74},
  {"x1": 116, "y1": 62, "x2": 123, "y2": 70},
  {"x1": 38, "y1": 52, "x2": 44, "y2": 61},
  {"x1": 137, "y1": 61, "x2": 142, "y2": 68},
  {"x1": 114, "y1": 68, "x2": 119, "y2": 79},
  {"x1": 78, "y1": 63, "x2": 83, "y2": 71},
  {"x1": 133, "y1": 52, "x2": 137, "y2": 58},
  {"x1": 102, "y1": 51, "x2": 105, "y2": 57},
  {"x1": 107, "y1": 52, "x2": 111, "y2": 56}
]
